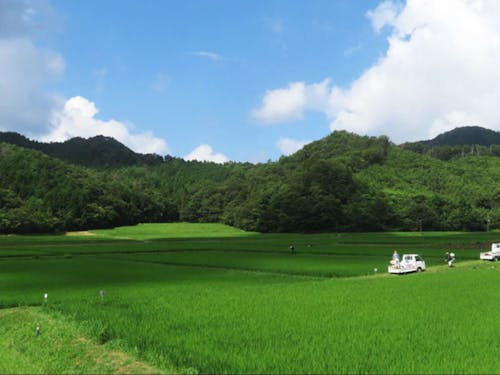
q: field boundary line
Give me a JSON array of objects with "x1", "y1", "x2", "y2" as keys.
[
  {"x1": 0, "y1": 249, "x2": 381, "y2": 260},
  {"x1": 92, "y1": 255, "x2": 332, "y2": 280}
]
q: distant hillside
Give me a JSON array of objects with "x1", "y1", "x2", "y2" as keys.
[
  {"x1": 0, "y1": 132, "x2": 166, "y2": 167},
  {"x1": 283, "y1": 130, "x2": 391, "y2": 171},
  {"x1": 401, "y1": 126, "x2": 500, "y2": 160},
  {"x1": 0, "y1": 142, "x2": 178, "y2": 233},
  {"x1": 419, "y1": 126, "x2": 500, "y2": 147},
  {"x1": 1, "y1": 129, "x2": 500, "y2": 234},
  {"x1": 3, "y1": 126, "x2": 498, "y2": 169}
]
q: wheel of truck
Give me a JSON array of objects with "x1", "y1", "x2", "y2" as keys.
[{"x1": 417, "y1": 267, "x2": 422, "y2": 272}]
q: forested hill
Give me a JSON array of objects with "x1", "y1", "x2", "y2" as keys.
[
  {"x1": 420, "y1": 126, "x2": 500, "y2": 146},
  {"x1": 1, "y1": 129, "x2": 499, "y2": 234},
  {"x1": 401, "y1": 126, "x2": 500, "y2": 160},
  {"x1": 0, "y1": 132, "x2": 166, "y2": 167},
  {"x1": 0, "y1": 143, "x2": 179, "y2": 233},
  {"x1": 2, "y1": 126, "x2": 499, "y2": 168}
]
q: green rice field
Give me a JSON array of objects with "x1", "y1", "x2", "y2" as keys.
[{"x1": 1, "y1": 223, "x2": 499, "y2": 374}]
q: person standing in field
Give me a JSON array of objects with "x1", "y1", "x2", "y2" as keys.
[
  {"x1": 392, "y1": 250, "x2": 400, "y2": 267},
  {"x1": 446, "y1": 252, "x2": 455, "y2": 267},
  {"x1": 289, "y1": 244, "x2": 295, "y2": 255}
]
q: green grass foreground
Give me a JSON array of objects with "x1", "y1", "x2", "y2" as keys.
[
  {"x1": 1, "y1": 223, "x2": 499, "y2": 374},
  {"x1": 0, "y1": 307, "x2": 168, "y2": 374}
]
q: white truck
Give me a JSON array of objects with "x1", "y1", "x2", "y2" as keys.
[
  {"x1": 388, "y1": 254, "x2": 426, "y2": 274},
  {"x1": 480, "y1": 243, "x2": 500, "y2": 261}
]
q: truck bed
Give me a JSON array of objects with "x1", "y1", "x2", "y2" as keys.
[
  {"x1": 480, "y1": 252, "x2": 499, "y2": 261},
  {"x1": 388, "y1": 265, "x2": 422, "y2": 274}
]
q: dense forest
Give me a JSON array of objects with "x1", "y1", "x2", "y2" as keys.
[
  {"x1": 0, "y1": 132, "x2": 165, "y2": 167},
  {"x1": 1, "y1": 127, "x2": 499, "y2": 234}
]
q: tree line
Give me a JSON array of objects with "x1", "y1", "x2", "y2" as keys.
[{"x1": 0, "y1": 130, "x2": 499, "y2": 234}]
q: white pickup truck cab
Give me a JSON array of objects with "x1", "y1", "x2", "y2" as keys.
[
  {"x1": 480, "y1": 243, "x2": 500, "y2": 261},
  {"x1": 388, "y1": 254, "x2": 426, "y2": 274}
]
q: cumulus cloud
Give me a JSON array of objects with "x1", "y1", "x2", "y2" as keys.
[
  {"x1": 251, "y1": 79, "x2": 330, "y2": 124},
  {"x1": 0, "y1": 0, "x2": 64, "y2": 135},
  {"x1": 277, "y1": 137, "x2": 310, "y2": 156},
  {"x1": 0, "y1": 38, "x2": 64, "y2": 134},
  {"x1": 43, "y1": 96, "x2": 169, "y2": 154},
  {"x1": 252, "y1": 0, "x2": 500, "y2": 143},
  {"x1": 366, "y1": 1, "x2": 403, "y2": 33},
  {"x1": 184, "y1": 144, "x2": 229, "y2": 163},
  {"x1": 0, "y1": 1, "x2": 169, "y2": 155}
]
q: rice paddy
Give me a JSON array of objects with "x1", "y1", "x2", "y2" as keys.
[{"x1": 1, "y1": 223, "x2": 499, "y2": 374}]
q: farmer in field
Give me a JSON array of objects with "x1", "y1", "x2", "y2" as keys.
[
  {"x1": 391, "y1": 250, "x2": 400, "y2": 268},
  {"x1": 445, "y1": 252, "x2": 455, "y2": 267}
]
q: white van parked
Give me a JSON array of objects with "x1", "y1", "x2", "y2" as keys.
[
  {"x1": 480, "y1": 243, "x2": 500, "y2": 261},
  {"x1": 388, "y1": 254, "x2": 426, "y2": 274}
]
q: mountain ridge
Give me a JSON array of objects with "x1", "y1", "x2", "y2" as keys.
[
  {"x1": 0, "y1": 132, "x2": 167, "y2": 167},
  {"x1": 2, "y1": 125, "x2": 499, "y2": 168},
  {"x1": 418, "y1": 126, "x2": 500, "y2": 147},
  {"x1": 1, "y1": 128, "x2": 499, "y2": 234}
]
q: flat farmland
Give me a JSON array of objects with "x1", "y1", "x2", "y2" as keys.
[{"x1": 1, "y1": 223, "x2": 499, "y2": 374}]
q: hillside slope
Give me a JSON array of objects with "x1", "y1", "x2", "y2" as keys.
[
  {"x1": 401, "y1": 126, "x2": 500, "y2": 160},
  {"x1": 419, "y1": 126, "x2": 500, "y2": 147},
  {"x1": 0, "y1": 143, "x2": 178, "y2": 233},
  {"x1": 1, "y1": 129, "x2": 500, "y2": 234},
  {"x1": 0, "y1": 132, "x2": 165, "y2": 167}
]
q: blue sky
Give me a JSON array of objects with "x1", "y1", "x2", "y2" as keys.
[
  {"x1": 2, "y1": 0, "x2": 500, "y2": 162},
  {"x1": 50, "y1": 0, "x2": 383, "y2": 161}
]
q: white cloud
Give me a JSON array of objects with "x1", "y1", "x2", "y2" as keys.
[
  {"x1": 252, "y1": 0, "x2": 500, "y2": 143},
  {"x1": 252, "y1": 82, "x2": 307, "y2": 123},
  {"x1": 184, "y1": 144, "x2": 229, "y2": 163},
  {"x1": 0, "y1": 0, "x2": 64, "y2": 136},
  {"x1": 0, "y1": 1, "x2": 169, "y2": 156},
  {"x1": 0, "y1": 37, "x2": 64, "y2": 135},
  {"x1": 366, "y1": 1, "x2": 403, "y2": 33},
  {"x1": 43, "y1": 96, "x2": 169, "y2": 154},
  {"x1": 252, "y1": 79, "x2": 330, "y2": 124},
  {"x1": 277, "y1": 137, "x2": 310, "y2": 156},
  {"x1": 191, "y1": 51, "x2": 224, "y2": 62}
]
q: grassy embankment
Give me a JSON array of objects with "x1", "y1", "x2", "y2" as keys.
[{"x1": 0, "y1": 306, "x2": 168, "y2": 374}]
